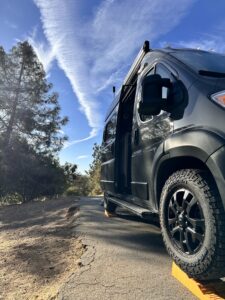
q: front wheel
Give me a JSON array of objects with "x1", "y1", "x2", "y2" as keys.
[
  {"x1": 104, "y1": 194, "x2": 117, "y2": 214},
  {"x1": 159, "y1": 169, "x2": 225, "y2": 280}
]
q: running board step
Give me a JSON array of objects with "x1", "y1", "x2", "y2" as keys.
[{"x1": 108, "y1": 196, "x2": 154, "y2": 218}]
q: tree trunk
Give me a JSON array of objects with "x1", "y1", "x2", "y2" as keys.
[{"x1": 4, "y1": 58, "x2": 25, "y2": 148}]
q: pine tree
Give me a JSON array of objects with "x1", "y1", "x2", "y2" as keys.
[
  {"x1": 86, "y1": 143, "x2": 102, "y2": 195},
  {"x1": 0, "y1": 41, "x2": 69, "y2": 202},
  {"x1": 63, "y1": 162, "x2": 78, "y2": 186},
  {"x1": 0, "y1": 41, "x2": 68, "y2": 153}
]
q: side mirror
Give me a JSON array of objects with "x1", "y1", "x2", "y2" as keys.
[
  {"x1": 166, "y1": 80, "x2": 189, "y2": 120},
  {"x1": 138, "y1": 74, "x2": 171, "y2": 116}
]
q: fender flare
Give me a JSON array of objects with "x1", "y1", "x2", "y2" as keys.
[{"x1": 151, "y1": 129, "x2": 225, "y2": 210}]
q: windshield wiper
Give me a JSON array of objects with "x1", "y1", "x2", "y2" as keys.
[{"x1": 199, "y1": 70, "x2": 225, "y2": 78}]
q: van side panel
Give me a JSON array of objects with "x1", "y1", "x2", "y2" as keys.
[{"x1": 100, "y1": 106, "x2": 118, "y2": 193}]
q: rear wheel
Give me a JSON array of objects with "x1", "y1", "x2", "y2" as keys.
[
  {"x1": 104, "y1": 194, "x2": 117, "y2": 214},
  {"x1": 159, "y1": 169, "x2": 225, "y2": 280}
]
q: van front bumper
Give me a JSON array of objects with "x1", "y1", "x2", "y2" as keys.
[{"x1": 207, "y1": 145, "x2": 225, "y2": 210}]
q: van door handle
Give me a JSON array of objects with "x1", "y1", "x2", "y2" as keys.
[{"x1": 134, "y1": 128, "x2": 139, "y2": 145}]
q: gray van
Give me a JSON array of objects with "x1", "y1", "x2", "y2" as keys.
[{"x1": 101, "y1": 41, "x2": 225, "y2": 280}]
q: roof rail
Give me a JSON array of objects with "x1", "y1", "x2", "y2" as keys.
[{"x1": 123, "y1": 40, "x2": 150, "y2": 86}]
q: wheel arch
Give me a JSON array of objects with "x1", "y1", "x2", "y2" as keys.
[
  {"x1": 152, "y1": 129, "x2": 225, "y2": 211},
  {"x1": 153, "y1": 154, "x2": 216, "y2": 210}
]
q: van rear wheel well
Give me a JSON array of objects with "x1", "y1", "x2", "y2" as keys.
[{"x1": 156, "y1": 156, "x2": 215, "y2": 206}]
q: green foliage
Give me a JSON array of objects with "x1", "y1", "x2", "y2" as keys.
[
  {"x1": 65, "y1": 175, "x2": 90, "y2": 196},
  {"x1": 0, "y1": 136, "x2": 67, "y2": 202},
  {"x1": 0, "y1": 41, "x2": 69, "y2": 203},
  {"x1": 0, "y1": 41, "x2": 68, "y2": 153},
  {"x1": 86, "y1": 143, "x2": 103, "y2": 196},
  {"x1": 65, "y1": 186, "x2": 78, "y2": 196},
  {"x1": 63, "y1": 144, "x2": 103, "y2": 197},
  {"x1": 63, "y1": 163, "x2": 78, "y2": 186},
  {"x1": 0, "y1": 193, "x2": 23, "y2": 206},
  {"x1": 0, "y1": 41, "x2": 104, "y2": 202}
]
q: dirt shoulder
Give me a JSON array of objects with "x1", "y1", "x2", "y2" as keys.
[{"x1": 0, "y1": 197, "x2": 85, "y2": 300}]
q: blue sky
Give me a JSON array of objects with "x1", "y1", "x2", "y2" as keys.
[{"x1": 1, "y1": 0, "x2": 225, "y2": 173}]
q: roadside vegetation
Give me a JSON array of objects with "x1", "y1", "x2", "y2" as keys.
[
  {"x1": 63, "y1": 144, "x2": 102, "y2": 197},
  {"x1": 0, "y1": 41, "x2": 102, "y2": 206}
]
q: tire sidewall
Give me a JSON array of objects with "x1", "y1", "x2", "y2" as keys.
[
  {"x1": 104, "y1": 194, "x2": 117, "y2": 213},
  {"x1": 160, "y1": 174, "x2": 216, "y2": 269}
]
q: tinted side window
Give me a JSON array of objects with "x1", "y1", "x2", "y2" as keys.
[
  {"x1": 146, "y1": 68, "x2": 155, "y2": 77},
  {"x1": 103, "y1": 121, "x2": 114, "y2": 143},
  {"x1": 103, "y1": 112, "x2": 117, "y2": 144}
]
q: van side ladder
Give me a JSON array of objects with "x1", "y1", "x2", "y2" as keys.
[{"x1": 120, "y1": 40, "x2": 150, "y2": 102}]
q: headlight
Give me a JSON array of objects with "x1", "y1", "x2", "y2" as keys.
[{"x1": 211, "y1": 91, "x2": 225, "y2": 108}]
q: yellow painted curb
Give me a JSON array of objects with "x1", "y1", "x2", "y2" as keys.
[
  {"x1": 172, "y1": 262, "x2": 225, "y2": 299},
  {"x1": 104, "y1": 210, "x2": 116, "y2": 218}
]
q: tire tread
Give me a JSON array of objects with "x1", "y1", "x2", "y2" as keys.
[{"x1": 160, "y1": 169, "x2": 225, "y2": 280}]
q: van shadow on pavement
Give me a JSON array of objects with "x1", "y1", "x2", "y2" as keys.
[{"x1": 79, "y1": 198, "x2": 168, "y2": 257}]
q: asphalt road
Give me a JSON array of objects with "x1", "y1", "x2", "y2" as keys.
[{"x1": 58, "y1": 197, "x2": 195, "y2": 300}]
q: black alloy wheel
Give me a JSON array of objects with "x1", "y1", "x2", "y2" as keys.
[
  {"x1": 167, "y1": 188, "x2": 205, "y2": 255},
  {"x1": 160, "y1": 169, "x2": 225, "y2": 280}
]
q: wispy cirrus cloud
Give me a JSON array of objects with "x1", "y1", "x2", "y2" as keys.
[
  {"x1": 29, "y1": 38, "x2": 56, "y2": 74},
  {"x1": 63, "y1": 129, "x2": 97, "y2": 149},
  {"x1": 32, "y1": 0, "x2": 196, "y2": 146},
  {"x1": 177, "y1": 36, "x2": 225, "y2": 53},
  {"x1": 4, "y1": 19, "x2": 18, "y2": 30},
  {"x1": 161, "y1": 24, "x2": 225, "y2": 54},
  {"x1": 77, "y1": 155, "x2": 89, "y2": 160}
]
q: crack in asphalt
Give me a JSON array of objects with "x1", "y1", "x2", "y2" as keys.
[{"x1": 57, "y1": 197, "x2": 196, "y2": 300}]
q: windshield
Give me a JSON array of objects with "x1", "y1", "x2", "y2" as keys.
[{"x1": 171, "y1": 50, "x2": 225, "y2": 74}]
